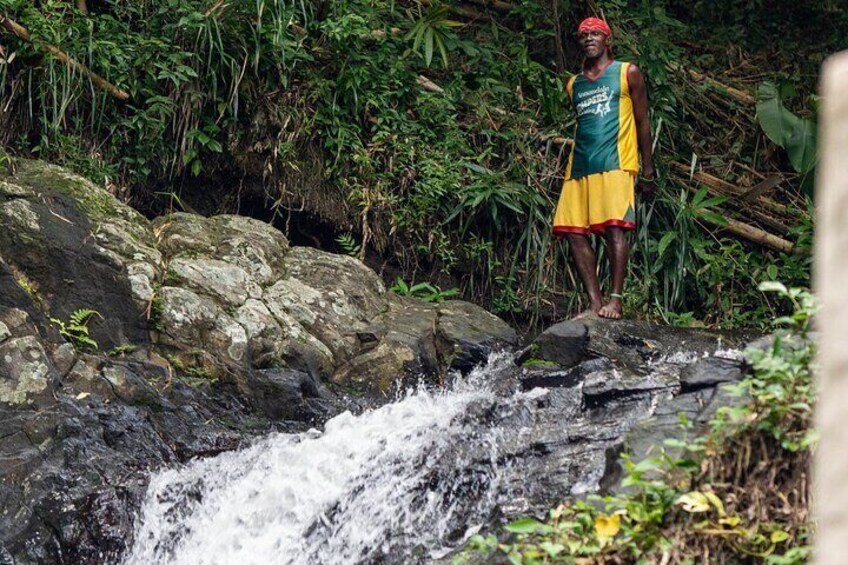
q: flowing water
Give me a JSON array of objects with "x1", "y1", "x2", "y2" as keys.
[{"x1": 125, "y1": 354, "x2": 535, "y2": 565}]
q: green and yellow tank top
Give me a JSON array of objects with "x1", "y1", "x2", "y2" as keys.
[{"x1": 565, "y1": 60, "x2": 639, "y2": 180}]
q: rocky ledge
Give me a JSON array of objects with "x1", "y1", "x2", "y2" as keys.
[{"x1": 0, "y1": 155, "x2": 759, "y2": 564}]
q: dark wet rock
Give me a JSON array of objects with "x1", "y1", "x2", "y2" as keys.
[
  {"x1": 531, "y1": 321, "x2": 588, "y2": 368},
  {"x1": 580, "y1": 317, "x2": 750, "y2": 375},
  {"x1": 242, "y1": 368, "x2": 338, "y2": 423},
  {"x1": 521, "y1": 365, "x2": 583, "y2": 390},
  {"x1": 582, "y1": 369, "x2": 677, "y2": 405},
  {"x1": 0, "y1": 349, "x2": 281, "y2": 564},
  {"x1": 619, "y1": 387, "x2": 716, "y2": 465},
  {"x1": 520, "y1": 357, "x2": 613, "y2": 390},
  {"x1": 507, "y1": 316, "x2": 757, "y2": 506},
  {"x1": 435, "y1": 300, "x2": 518, "y2": 372},
  {"x1": 680, "y1": 356, "x2": 745, "y2": 391}
]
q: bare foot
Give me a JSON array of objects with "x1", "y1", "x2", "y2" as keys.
[
  {"x1": 571, "y1": 309, "x2": 597, "y2": 320},
  {"x1": 598, "y1": 297, "x2": 622, "y2": 320},
  {"x1": 571, "y1": 301, "x2": 602, "y2": 320}
]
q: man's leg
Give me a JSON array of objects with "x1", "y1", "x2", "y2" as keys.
[
  {"x1": 599, "y1": 226, "x2": 628, "y2": 319},
  {"x1": 565, "y1": 233, "x2": 604, "y2": 318}
]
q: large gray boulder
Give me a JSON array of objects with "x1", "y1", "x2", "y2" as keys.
[
  {"x1": 0, "y1": 160, "x2": 160, "y2": 348},
  {"x1": 0, "y1": 156, "x2": 518, "y2": 401}
]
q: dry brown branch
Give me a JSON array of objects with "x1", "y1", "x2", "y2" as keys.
[
  {"x1": 205, "y1": 0, "x2": 226, "y2": 17},
  {"x1": 670, "y1": 63, "x2": 756, "y2": 106},
  {"x1": 739, "y1": 173, "x2": 782, "y2": 201},
  {"x1": 75, "y1": 0, "x2": 89, "y2": 15},
  {"x1": 416, "y1": 75, "x2": 444, "y2": 93},
  {"x1": 541, "y1": 134, "x2": 573, "y2": 146},
  {"x1": 688, "y1": 69, "x2": 756, "y2": 105},
  {"x1": 0, "y1": 15, "x2": 129, "y2": 101}
]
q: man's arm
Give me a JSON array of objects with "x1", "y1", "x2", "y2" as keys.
[{"x1": 627, "y1": 64, "x2": 656, "y2": 195}]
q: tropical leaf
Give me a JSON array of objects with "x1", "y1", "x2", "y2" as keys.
[
  {"x1": 756, "y1": 82, "x2": 817, "y2": 175},
  {"x1": 505, "y1": 518, "x2": 552, "y2": 534}
]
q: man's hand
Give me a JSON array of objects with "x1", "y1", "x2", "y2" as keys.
[
  {"x1": 636, "y1": 166, "x2": 657, "y2": 199},
  {"x1": 636, "y1": 176, "x2": 657, "y2": 199}
]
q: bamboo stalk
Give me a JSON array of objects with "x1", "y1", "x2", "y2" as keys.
[
  {"x1": 687, "y1": 68, "x2": 756, "y2": 105},
  {"x1": 416, "y1": 75, "x2": 444, "y2": 93},
  {"x1": 746, "y1": 209, "x2": 792, "y2": 235},
  {"x1": 680, "y1": 181, "x2": 794, "y2": 252},
  {"x1": 0, "y1": 15, "x2": 129, "y2": 101},
  {"x1": 668, "y1": 63, "x2": 756, "y2": 106},
  {"x1": 671, "y1": 162, "x2": 792, "y2": 217},
  {"x1": 541, "y1": 134, "x2": 573, "y2": 146},
  {"x1": 717, "y1": 217, "x2": 794, "y2": 254}
]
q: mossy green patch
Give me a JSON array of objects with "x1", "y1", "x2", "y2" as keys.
[
  {"x1": 521, "y1": 358, "x2": 560, "y2": 369},
  {"x1": 12, "y1": 159, "x2": 120, "y2": 222}
]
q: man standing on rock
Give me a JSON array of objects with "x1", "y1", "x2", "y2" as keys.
[{"x1": 553, "y1": 17, "x2": 656, "y2": 319}]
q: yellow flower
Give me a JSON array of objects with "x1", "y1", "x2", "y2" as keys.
[{"x1": 594, "y1": 513, "x2": 621, "y2": 538}]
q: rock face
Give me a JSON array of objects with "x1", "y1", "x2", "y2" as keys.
[
  {"x1": 0, "y1": 157, "x2": 518, "y2": 563},
  {"x1": 514, "y1": 318, "x2": 751, "y2": 497},
  {"x1": 0, "y1": 158, "x2": 517, "y2": 398}
]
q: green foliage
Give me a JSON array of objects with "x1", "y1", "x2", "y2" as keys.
[
  {"x1": 714, "y1": 282, "x2": 817, "y2": 452},
  {"x1": 15, "y1": 276, "x2": 44, "y2": 309},
  {"x1": 390, "y1": 277, "x2": 459, "y2": 303},
  {"x1": 165, "y1": 354, "x2": 216, "y2": 387},
  {"x1": 107, "y1": 344, "x2": 138, "y2": 357},
  {"x1": 520, "y1": 358, "x2": 559, "y2": 369},
  {"x1": 0, "y1": 0, "x2": 821, "y2": 330},
  {"x1": 458, "y1": 285, "x2": 816, "y2": 563},
  {"x1": 756, "y1": 82, "x2": 817, "y2": 190},
  {"x1": 336, "y1": 233, "x2": 362, "y2": 258},
  {"x1": 51, "y1": 308, "x2": 100, "y2": 352},
  {"x1": 405, "y1": 4, "x2": 462, "y2": 68}
]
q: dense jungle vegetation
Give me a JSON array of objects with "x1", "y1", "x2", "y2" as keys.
[{"x1": 0, "y1": 0, "x2": 843, "y2": 328}]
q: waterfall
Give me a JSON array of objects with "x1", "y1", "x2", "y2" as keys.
[{"x1": 125, "y1": 354, "x2": 527, "y2": 565}]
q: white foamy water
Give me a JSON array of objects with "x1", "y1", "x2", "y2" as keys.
[{"x1": 125, "y1": 355, "x2": 520, "y2": 565}]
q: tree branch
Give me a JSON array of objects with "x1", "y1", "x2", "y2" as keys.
[{"x1": 0, "y1": 14, "x2": 129, "y2": 101}]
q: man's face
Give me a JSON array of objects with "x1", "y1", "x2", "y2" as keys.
[{"x1": 578, "y1": 29, "x2": 608, "y2": 58}]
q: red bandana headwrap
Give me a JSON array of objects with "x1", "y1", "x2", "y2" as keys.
[{"x1": 578, "y1": 17, "x2": 612, "y2": 38}]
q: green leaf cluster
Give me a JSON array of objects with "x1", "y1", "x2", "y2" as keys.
[
  {"x1": 51, "y1": 308, "x2": 100, "y2": 352},
  {"x1": 390, "y1": 277, "x2": 459, "y2": 303}
]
